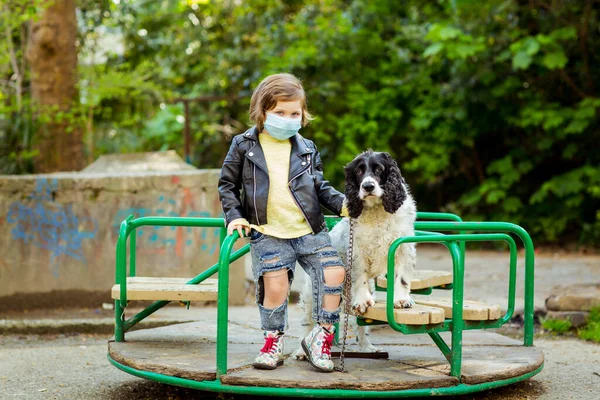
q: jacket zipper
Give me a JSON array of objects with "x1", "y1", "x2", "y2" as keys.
[
  {"x1": 288, "y1": 166, "x2": 313, "y2": 233},
  {"x1": 253, "y1": 163, "x2": 261, "y2": 225}
]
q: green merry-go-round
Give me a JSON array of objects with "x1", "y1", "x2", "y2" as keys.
[{"x1": 107, "y1": 212, "x2": 543, "y2": 397}]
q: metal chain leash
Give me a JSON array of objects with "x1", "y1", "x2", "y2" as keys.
[{"x1": 335, "y1": 218, "x2": 354, "y2": 373}]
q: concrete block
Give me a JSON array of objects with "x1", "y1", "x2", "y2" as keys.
[
  {"x1": 545, "y1": 284, "x2": 600, "y2": 311},
  {"x1": 0, "y1": 163, "x2": 247, "y2": 309}
]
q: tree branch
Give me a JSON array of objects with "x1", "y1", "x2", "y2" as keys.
[
  {"x1": 3, "y1": 3, "x2": 22, "y2": 111},
  {"x1": 559, "y1": 69, "x2": 589, "y2": 99},
  {"x1": 20, "y1": 21, "x2": 28, "y2": 86},
  {"x1": 535, "y1": 1, "x2": 570, "y2": 26},
  {"x1": 579, "y1": 0, "x2": 594, "y2": 92}
]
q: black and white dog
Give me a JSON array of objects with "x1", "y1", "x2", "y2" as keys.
[{"x1": 296, "y1": 150, "x2": 417, "y2": 354}]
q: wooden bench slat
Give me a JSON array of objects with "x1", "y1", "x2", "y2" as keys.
[
  {"x1": 414, "y1": 297, "x2": 503, "y2": 321},
  {"x1": 354, "y1": 303, "x2": 445, "y2": 325},
  {"x1": 376, "y1": 270, "x2": 453, "y2": 290},
  {"x1": 111, "y1": 278, "x2": 218, "y2": 302}
]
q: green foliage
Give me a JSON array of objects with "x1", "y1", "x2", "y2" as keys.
[
  {"x1": 577, "y1": 307, "x2": 600, "y2": 343},
  {"x1": 541, "y1": 317, "x2": 572, "y2": 334},
  {"x1": 1, "y1": 0, "x2": 599, "y2": 246},
  {"x1": 0, "y1": 0, "x2": 48, "y2": 174}
]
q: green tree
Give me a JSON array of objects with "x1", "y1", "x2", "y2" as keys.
[{"x1": 1, "y1": 0, "x2": 598, "y2": 245}]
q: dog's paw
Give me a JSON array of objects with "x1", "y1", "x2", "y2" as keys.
[
  {"x1": 292, "y1": 346, "x2": 307, "y2": 361},
  {"x1": 358, "y1": 342, "x2": 381, "y2": 353},
  {"x1": 394, "y1": 295, "x2": 415, "y2": 309},
  {"x1": 352, "y1": 297, "x2": 375, "y2": 315}
]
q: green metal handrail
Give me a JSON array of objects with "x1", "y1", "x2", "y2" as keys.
[
  {"x1": 114, "y1": 216, "x2": 249, "y2": 341},
  {"x1": 384, "y1": 233, "x2": 518, "y2": 378},
  {"x1": 417, "y1": 212, "x2": 462, "y2": 222},
  {"x1": 413, "y1": 221, "x2": 535, "y2": 345},
  {"x1": 416, "y1": 212, "x2": 466, "y2": 265},
  {"x1": 113, "y1": 214, "x2": 536, "y2": 390},
  {"x1": 116, "y1": 216, "x2": 226, "y2": 305}
]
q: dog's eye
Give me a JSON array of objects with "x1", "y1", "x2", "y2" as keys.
[
  {"x1": 356, "y1": 167, "x2": 364, "y2": 175},
  {"x1": 376, "y1": 166, "x2": 384, "y2": 174}
]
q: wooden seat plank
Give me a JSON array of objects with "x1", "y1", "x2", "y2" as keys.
[
  {"x1": 125, "y1": 277, "x2": 212, "y2": 285},
  {"x1": 414, "y1": 297, "x2": 502, "y2": 321},
  {"x1": 111, "y1": 278, "x2": 218, "y2": 302},
  {"x1": 376, "y1": 270, "x2": 453, "y2": 290},
  {"x1": 488, "y1": 304, "x2": 502, "y2": 320},
  {"x1": 353, "y1": 302, "x2": 445, "y2": 325}
]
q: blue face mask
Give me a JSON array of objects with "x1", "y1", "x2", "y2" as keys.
[{"x1": 263, "y1": 113, "x2": 302, "y2": 140}]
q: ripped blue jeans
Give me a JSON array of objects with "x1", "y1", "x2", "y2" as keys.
[{"x1": 250, "y1": 228, "x2": 344, "y2": 332}]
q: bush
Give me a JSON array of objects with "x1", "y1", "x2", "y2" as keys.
[
  {"x1": 577, "y1": 307, "x2": 600, "y2": 343},
  {"x1": 541, "y1": 317, "x2": 572, "y2": 334}
]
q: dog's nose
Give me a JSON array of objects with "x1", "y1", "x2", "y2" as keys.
[{"x1": 362, "y1": 182, "x2": 375, "y2": 193}]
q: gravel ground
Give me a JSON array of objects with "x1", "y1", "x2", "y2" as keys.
[
  {"x1": 1, "y1": 247, "x2": 598, "y2": 399},
  {"x1": 0, "y1": 332, "x2": 598, "y2": 400}
]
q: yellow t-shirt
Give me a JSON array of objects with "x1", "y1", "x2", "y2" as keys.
[{"x1": 231, "y1": 131, "x2": 347, "y2": 238}]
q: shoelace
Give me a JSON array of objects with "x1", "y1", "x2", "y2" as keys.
[
  {"x1": 321, "y1": 332, "x2": 334, "y2": 357},
  {"x1": 260, "y1": 336, "x2": 278, "y2": 354}
]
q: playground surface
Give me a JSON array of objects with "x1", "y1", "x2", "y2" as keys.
[
  {"x1": 1, "y1": 305, "x2": 598, "y2": 400},
  {"x1": 1, "y1": 247, "x2": 599, "y2": 398}
]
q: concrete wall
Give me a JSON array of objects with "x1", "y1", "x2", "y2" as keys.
[{"x1": 0, "y1": 169, "x2": 248, "y2": 309}]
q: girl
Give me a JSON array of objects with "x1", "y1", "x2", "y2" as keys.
[{"x1": 218, "y1": 73, "x2": 347, "y2": 372}]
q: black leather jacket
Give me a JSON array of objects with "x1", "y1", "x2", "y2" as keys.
[{"x1": 218, "y1": 126, "x2": 345, "y2": 233}]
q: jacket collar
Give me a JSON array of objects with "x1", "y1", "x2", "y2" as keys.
[{"x1": 243, "y1": 126, "x2": 312, "y2": 176}]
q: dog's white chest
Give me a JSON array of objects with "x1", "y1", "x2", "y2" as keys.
[{"x1": 354, "y1": 223, "x2": 394, "y2": 277}]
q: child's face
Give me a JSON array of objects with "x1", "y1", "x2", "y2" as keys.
[{"x1": 267, "y1": 100, "x2": 303, "y2": 120}]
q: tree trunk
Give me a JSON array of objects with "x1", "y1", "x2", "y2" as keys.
[{"x1": 26, "y1": 0, "x2": 82, "y2": 172}]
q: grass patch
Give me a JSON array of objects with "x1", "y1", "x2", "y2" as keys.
[
  {"x1": 577, "y1": 306, "x2": 600, "y2": 343},
  {"x1": 541, "y1": 317, "x2": 572, "y2": 333}
]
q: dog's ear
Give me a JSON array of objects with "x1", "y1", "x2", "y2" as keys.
[
  {"x1": 381, "y1": 153, "x2": 406, "y2": 214},
  {"x1": 344, "y1": 159, "x2": 363, "y2": 219}
]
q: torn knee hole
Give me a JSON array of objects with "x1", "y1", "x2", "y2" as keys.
[
  {"x1": 324, "y1": 266, "x2": 345, "y2": 286},
  {"x1": 323, "y1": 294, "x2": 342, "y2": 310}
]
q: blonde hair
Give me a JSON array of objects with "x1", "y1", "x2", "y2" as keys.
[{"x1": 249, "y1": 73, "x2": 314, "y2": 131}]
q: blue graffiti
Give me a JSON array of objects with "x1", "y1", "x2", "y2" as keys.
[
  {"x1": 113, "y1": 197, "x2": 222, "y2": 256},
  {"x1": 7, "y1": 178, "x2": 98, "y2": 273}
]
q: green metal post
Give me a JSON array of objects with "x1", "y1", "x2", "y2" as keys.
[
  {"x1": 114, "y1": 299, "x2": 124, "y2": 342},
  {"x1": 130, "y1": 228, "x2": 137, "y2": 277},
  {"x1": 428, "y1": 332, "x2": 452, "y2": 362},
  {"x1": 216, "y1": 230, "x2": 240, "y2": 378},
  {"x1": 448, "y1": 241, "x2": 464, "y2": 379},
  {"x1": 219, "y1": 226, "x2": 227, "y2": 246},
  {"x1": 114, "y1": 216, "x2": 132, "y2": 342}
]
